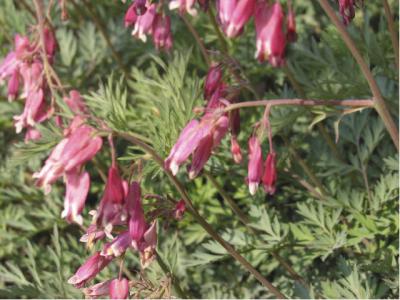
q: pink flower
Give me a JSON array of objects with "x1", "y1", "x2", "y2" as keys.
[
  {"x1": 14, "y1": 89, "x2": 46, "y2": 133},
  {"x1": 152, "y1": 14, "x2": 173, "y2": 51},
  {"x1": 169, "y1": 0, "x2": 197, "y2": 16},
  {"x1": 133, "y1": 0, "x2": 148, "y2": 15},
  {"x1": 254, "y1": 1, "x2": 286, "y2": 67},
  {"x1": 131, "y1": 4, "x2": 156, "y2": 42},
  {"x1": 83, "y1": 280, "x2": 111, "y2": 298},
  {"x1": 61, "y1": 169, "x2": 90, "y2": 225},
  {"x1": 338, "y1": 0, "x2": 356, "y2": 25},
  {"x1": 44, "y1": 28, "x2": 57, "y2": 59},
  {"x1": 230, "y1": 136, "x2": 242, "y2": 164},
  {"x1": 101, "y1": 231, "x2": 132, "y2": 258},
  {"x1": 33, "y1": 118, "x2": 102, "y2": 193},
  {"x1": 174, "y1": 199, "x2": 186, "y2": 220},
  {"x1": 247, "y1": 136, "x2": 263, "y2": 195},
  {"x1": 217, "y1": 0, "x2": 256, "y2": 38},
  {"x1": 204, "y1": 64, "x2": 223, "y2": 100},
  {"x1": 127, "y1": 182, "x2": 147, "y2": 243},
  {"x1": 262, "y1": 152, "x2": 277, "y2": 195},
  {"x1": 64, "y1": 90, "x2": 88, "y2": 114},
  {"x1": 109, "y1": 278, "x2": 130, "y2": 299},
  {"x1": 68, "y1": 252, "x2": 112, "y2": 288},
  {"x1": 24, "y1": 127, "x2": 42, "y2": 142}
]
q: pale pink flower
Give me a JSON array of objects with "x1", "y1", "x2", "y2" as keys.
[
  {"x1": 109, "y1": 278, "x2": 130, "y2": 299},
  {"x1": 64, "y1": 90, "x2": 88, "y2": 114},
  {"x1": 14, "y1": 89, "x2": 45, "y2": 133},
  {"x1": 131, "y1": 4, "x2": 156, "y2": 42},
  {"x1": 61, "y1": 169, "x2": 90, "y2": 225}
]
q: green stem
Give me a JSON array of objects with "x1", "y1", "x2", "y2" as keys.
[
  {"x1": 117, "y1": 132, "x2": 286, "y2": 298},
  {"x1": 383, "y1": 0, "x2": 399, "y2": 69},
  {"x1": 318, "y1": 0, "x2": 399, "y2": 150}
]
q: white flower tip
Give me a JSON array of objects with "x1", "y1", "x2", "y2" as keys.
[
  {"x1": 249, "y1": 183, "x2": 258, "y2": 195},
  {"x1": 188, "y1": 170, "x2": 196, "y2": 180},
  {"x1": 67, "y1": 275, "x2": 78, "y2": 285},
  {"x1": 170, "y1": 161, "x2": 179, "y2": 176}
]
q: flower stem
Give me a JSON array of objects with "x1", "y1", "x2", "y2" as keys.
[
  {"x1": 383, "y1": 0, "x2": 399, "y2": 69},
  {"x1": 117, "y1": 132, "x2": 286, "y2": 298},
  {"x1": 181, "y1": 14, "x2": 211, "y2": 66},
  {"x1": 318, "y1": 0, "x2": 399, "y2": 150},
  {"x1": 223, "y1": 98, "x2": 374, "y2": 112}
]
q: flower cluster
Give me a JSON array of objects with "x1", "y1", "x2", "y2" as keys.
[
  {"x1": 124, "y1": 0, "x2": 173, "y2": 50},
  {"x1": 0, "y1": 30, "x2": 56, "y2": 141},
  {"x1": 166, "y1": 62, "x2": 278, "y2": 196}
]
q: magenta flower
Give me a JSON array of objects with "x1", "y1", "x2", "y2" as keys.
[
  {"x1": 109, "y1": 278, "x2": 130, "y2": 299},
  {"x1": 247, "y1": 136, "x2": 263, "y2": 195},
  {"x1": 68, "y1": 252, "x2": 112, "y2": 288},
  {"x1": 133, "y1": 0, "x2": 148, "y2": 15},
  {"x1": 80, "y1": 224, "x2": 106, "y2": 245},
  {"x1": 124, "y1": 3, "x2": 138, "y2": 27},
  {"x1": 217, "y1": 0, "x2": 255, "y2": 38},
  {"x1": 138, "y1": 220, "x2": 157, "y2": 268},
  {"x1": 188, "y1": 134, "x2": 213, "y2": 179},
  {"x1": 262, "y1": 152, "x2": 277, "y2": 195},
  {"x1": 43, "y1": 27, "x2": 57, "y2": 60},
  {"x1": 127, "y1": 182, "x2": 147, "y2": 244},
  {"x1": 101, "y1": 231, "x2": 132, "y2": 258},
  {"x1": 230, "y1": 136, "x2": 242, "y2": 164},
  {"x1": 338, "y1": 0, "x2": 356, "y2": 25},
  {"x1": 174, "y1": 199, "x2": 186, "y2": 220},
  {"x1": 83, "y1": 280, "x2": 111, "y2": 298},
  {"x1": 61, "y1": 169, "x2": 90, "y2": 225},
  {"x1": 152, "y1": 14, "x2": 173, "y2": 51},
  {"x1": 204, "y1": 64, "x2": 223, "y2": 100},
  {"x1": 169, "y1": 0, "x2": 197, "y2": 16},
  {"x1": 14, "y1": 89, "x2": 45, "y2": 133},
  {"x1": 7, "y1": 70, "x2": 19, "y2": 101},
  {"x1": 254, "y1": 1, "x2": 286, "y2": 67},
  {"x1": 131, "y1": 3, "x2": 156, "y2": 42}
]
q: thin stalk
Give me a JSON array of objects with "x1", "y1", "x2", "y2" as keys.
[
  {"x1": 283, "y1": 65, "x2": 344, "y2": 162},
  {"x1": 318, "y1": 0, "x2": 399, "y2": 150},
  {"x1": 74, "y1": 0, "x2": 130, "y2": 77},
  {"x1": 156, "y1": 252, "x2": 189, "y2": 299},
  {"x1": 181, "y1": 15, "x2": 211, "y2": 66},
  {"x1": 223, "y1": 98, "x2": 374, "y2": 112},
  {"x1": 117, "y1": 132, "x2": 286, "y2": 298},
  {"x1": 204, "y1": 171, "x2": 315, "y2": 294},
  {"x1": 383, "y1": 0, "x2": 399, "y2": 69}
]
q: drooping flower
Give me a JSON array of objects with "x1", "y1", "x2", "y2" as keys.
[
  {"x1": 217, "y1": 0, "x2": 256, "y2": 38},
  {"x1": 33, "y1": 117, "x2": 102, "y2": 193},
  {"x1": 7, "y1": 70, "x2": 20, "y2": 101},
  {"x1": 127, "y1": 182, "x2": 147, "y2": 244},
  {"x1": 230, "y1": 136, "x2": 242, "y2": 164},
  {"x1": 138, "y1": 220, "x2": 157, "y2": 268},
  {"x1": 247, "y1": 136, "x2": 263, "y2": 195},
  {"x1": 173, "y1": 199, "x2": 186, "y2": 220},
  {"x1": 169, "y1": 0, "x2": 197, "y2": 16},
  {"x1": 204, "y1": 64, "x2": 223, "y2": 100},
  {"x1": 101, "y1": 231, "x2": 132, "y2": 258},
  {"x1": 188, "y1": 133, "x2": 214, "y2": 179},
  {"x1": 133, "y1": 0, "x2": 148, "y2": 15},
  {"x1": 43, "y1": 27, "x2": 57, "y2": 60},
  {"x1": 152, "y1": 14, "x2": 173, "y2": 51},
  {"x1": 131, "y1": 4, "x2": 157, "y2": 42},
  {"x1": 337, "y1": 0, "x2": 356, "y2": 25},
  {"x1": 61, "y1": 169, "x2": 90, "y2": 225},
  {"x1": 254, "y1": 1, "x2": 286, "y2": 67},
  {"x1": 124, "y1": 3, "x2": 138, "y2": 27},
  {"x1": 262, "y1": 152, "x2": 277, "y2": 195},
  {"x1": 286, "y1": 4, "x2": 297, "y2": 42},
  {"x1": 80, "y1": 224, "x2": 106, "y2": 245},
  {"x1": 64, "y1": 90, "x2": 88, "y2": 115},
  {"x1": 109, "y1": 278, "x2": 130, "y2": 299},
  {"x1": 68, "y1": 252, "x2": 112, "y2": 288},
  {"x1": 83, "y1": 280, "x2": 111, "y2": 299}
]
